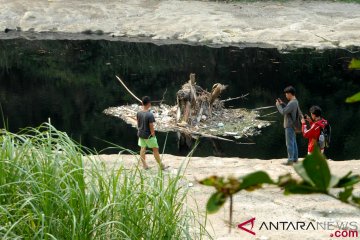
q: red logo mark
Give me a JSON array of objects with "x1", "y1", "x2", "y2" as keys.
[{"x1": 238, "y1": 217, "x2": 256, "y2": 235}]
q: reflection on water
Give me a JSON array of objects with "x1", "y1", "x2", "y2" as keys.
[{"x1": 0, "y1": 39, "x2": 359, "y2": 160}]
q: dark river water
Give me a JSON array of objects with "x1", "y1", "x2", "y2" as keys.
[{"x1": 0, "y1": 39, "x2": 359, "y2": 160}]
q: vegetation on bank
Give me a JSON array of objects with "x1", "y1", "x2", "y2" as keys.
[
  {"x1": 200, "y1": 147, "x2": 360, "y2": 232},
  {"x1": 346, "y1": 59, "x2": 360, "y2": 103},
  {"x1": 0, "y1": 123, "x2": 208, "y2": 239}
]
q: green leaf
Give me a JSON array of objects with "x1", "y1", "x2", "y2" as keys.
[
  {"x1": 243, "y1": 184, "x2": 262, "y2": 192},
  {"x1": 237, "y1": 171, "x2": 274, "y2": 192},
  {"x1": 294, "y1": 162, "x2": 315, "y2": 187},
  {"x1": 223, "y1": 177, "x2": 241, "y2": 194},
  {"x1": 348, "y1": 58, "x2": 360, "y2": 70},
  {"x1": 277, "y1": 173, "x2": 294, "y2": 187},
  {"x1": 298, "y1": 146, "x2": 331, "y2": 192},
  {"x1": 352, "y1": 195, "x2": 360, "y2": 205},
  {"x1": 334, "y1": 172, "x2": 360, "y2": 188},
  {"x1": 206, "y1": 192, "x2": 227, "y2": 214},
  {"x1": 338, "y1": 187, "x2": 353, "y2": 203},
  {"x1": 283, "y1": 181, "x2": 320, "y2": 195},
  {"x1": 199, "y1": 176, "x2": 224, "y2": 188},
  {"x1": 329, "y1": 175, "x2": 340, "y2": 188},
  {"x1": 346, "y1": 92, "x2": 360, "y2": 103}
]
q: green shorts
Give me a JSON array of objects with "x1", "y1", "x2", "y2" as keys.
[{"x1": 138, "y1": 136, "x2": 159, "y2": 149}]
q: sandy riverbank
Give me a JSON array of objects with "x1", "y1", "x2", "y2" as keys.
[
  {"x1": 1, "y1": 0, "x2": 360, "y2": 49},
  {"x1": 97, "y1": 153, "x2": 360, "y2": 240}
]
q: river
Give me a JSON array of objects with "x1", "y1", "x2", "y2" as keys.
[{"x1": 1, "y1": 39, "x2": 359, "y2": 159}]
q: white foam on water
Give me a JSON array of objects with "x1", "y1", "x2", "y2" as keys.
[{"x1": 1, "y1": 0, "x2": 360, "y2": 49}]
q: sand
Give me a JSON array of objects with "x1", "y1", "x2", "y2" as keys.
[
  {"x1": 98, "y1": 153, "x2": 360, "y2": 240},
  {"x1": 1, "y1": 0, "x2": 360, "y2": 49}
]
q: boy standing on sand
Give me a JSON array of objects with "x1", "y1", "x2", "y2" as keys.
[
  {"x1": 276, "y1": 86, "x2": 301, "y2": 165},
  {"x1": 137, "y1": 96, "x2": 166, "y2": 170}
]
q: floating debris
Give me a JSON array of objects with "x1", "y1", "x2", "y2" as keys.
[{"x1": 104, "y1": 74, "x2": 271, "y2": 142}]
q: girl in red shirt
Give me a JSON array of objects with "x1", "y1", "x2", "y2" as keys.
[{"x1": 301, "y1": 106, "x2": 328, "y2": 154}]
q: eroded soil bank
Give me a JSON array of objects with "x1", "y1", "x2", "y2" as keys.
[{"x1": 1, "y1": 0, "x2": 360, "y2": 49}]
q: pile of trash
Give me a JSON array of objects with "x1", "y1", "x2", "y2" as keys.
[
  {"x1": 103, "y1": 74, "x2": 271, "y2": 142},
  {"x1": 104, "y1": 104, "x2": 270, "y2": 141}
]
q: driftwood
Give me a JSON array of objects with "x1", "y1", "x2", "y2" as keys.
[
  {"x1": 116, "y1": 75, "x2": 142, "y2": 103},
  {"x1": 221, "y1": 93, "x2": 249, "y2": 103},
  {"x1": 176, "y1": 73, "x2": 227, "y2": 125},
  {"x1": 260, "y1": 111, "x2": 278, "y2": 117},
  {"x1": 252, "y1": 106, "x2": 276, "y2": 111},
  {"x1": 173, "y1": 125, "x2": 234, "y2": 142},
  {"x1": 210, "y1": 83, "x2": 227, "y2": 105}
]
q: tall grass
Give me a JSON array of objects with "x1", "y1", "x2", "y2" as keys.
[{"x1": 0, "y1": 123, "x2": 208, "y2": 239}]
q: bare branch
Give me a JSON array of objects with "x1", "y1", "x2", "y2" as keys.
[
  {"x1": 220, "y1": 93, "x2": 250, "y2": 103},
  {"x1": 159, "y1": 88, "x2": 168, "y2": 105},
  {"x1": 115, "y1": 75, "x2": 142, "y2": 103},
  {"x1": 252, "y1": 106, "x2": 276, "y2": 111}
]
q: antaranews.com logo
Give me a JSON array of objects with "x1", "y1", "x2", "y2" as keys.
[{"x1": 238, "y1": 217, "x2": 359, "y2": 238}]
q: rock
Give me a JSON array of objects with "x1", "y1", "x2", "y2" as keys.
[
  {"x1": 82, "y1": 30, "x2": 93, "y2": 35},
  {"x1": 94, "y1": 30, "x2": 104, "y2": 35}
]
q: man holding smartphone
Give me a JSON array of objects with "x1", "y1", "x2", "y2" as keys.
[
  {"x1": 137, "y1": 96, "x2": 166, "y2": 170},
  {"x1": 276, "y1": 86, "x2": 301, "y2": 165}
]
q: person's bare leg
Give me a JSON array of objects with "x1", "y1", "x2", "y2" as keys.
[
  {"x1": 140, "y1": 147, "x2": 149, "y2": 169},
  {"x1": 152, "y1": 148, "x2": 165, "y2": 169}
]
